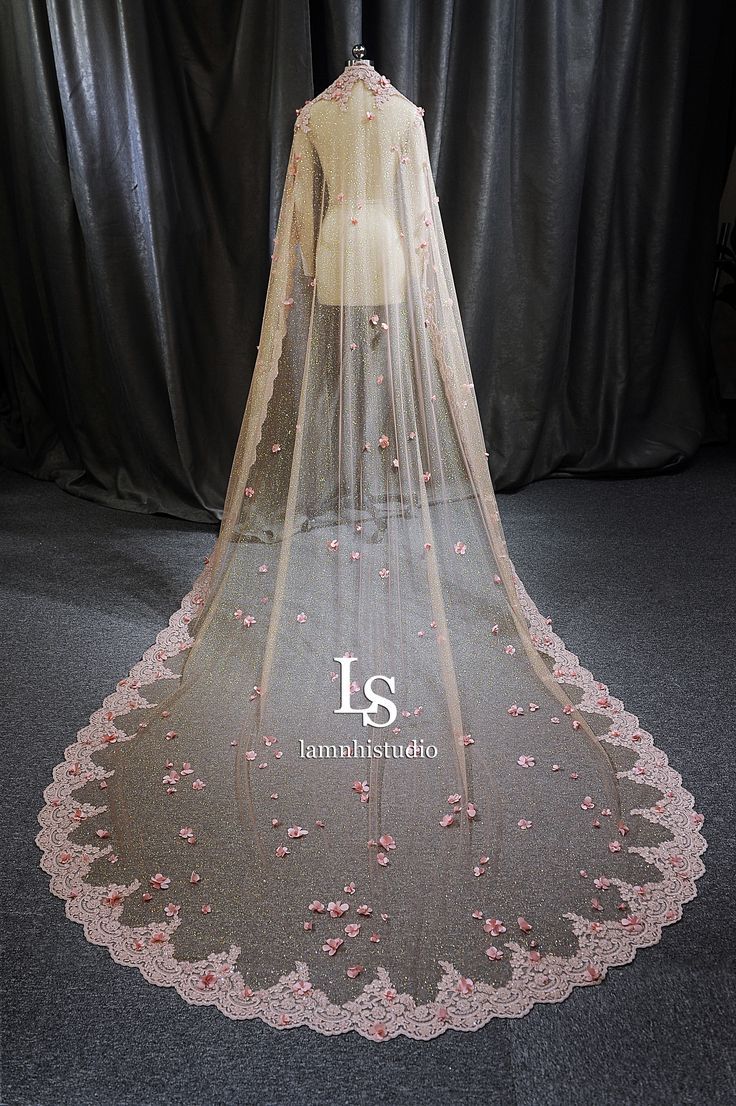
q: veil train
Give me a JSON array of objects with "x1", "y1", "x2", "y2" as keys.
[{"x1": 36, "y1": 56, "x2": 705, "y2": 1041}]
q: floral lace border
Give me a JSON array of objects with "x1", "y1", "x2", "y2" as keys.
[
  {"x1": 36, "y1": 555, "x2": 707, "y2": 1040},
  {"x1": 295, "y1": 61, "x2": 403, "y2": 134}
]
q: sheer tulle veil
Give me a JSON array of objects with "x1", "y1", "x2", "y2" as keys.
[{"x1": 37, "y1": 57, "x2": 706, "y2": 1040}]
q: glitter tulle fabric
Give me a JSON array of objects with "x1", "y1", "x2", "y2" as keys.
[{"x1": 37, "y1": 61, "x2": 706, "y2": 1040}]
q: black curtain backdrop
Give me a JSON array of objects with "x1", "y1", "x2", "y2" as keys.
[{"x1": 1, "y1": 0, "x2": 734, "y2": 523}]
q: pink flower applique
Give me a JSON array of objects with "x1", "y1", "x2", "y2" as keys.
[
  {"x1": 370, "y1": 314, "x2": 379, "y2": 325},
  {"x1": 484, "y1": 918, "x2": 506, "y2": 936},
  {"x1": 292, "y1": 979, "x2": 313, "y2": 996},
  {"x1": 347, "y1": 965, "x2": 364, "y2": 979},
  {"x1": 287, "y1": 826, "x2": 308, "y2": 839},
  {"x1": 376, "y1": 374, "x2": 384, "y2": 384},
  {"x1": 322, "y1": 938, "x2": 343, "y2": 956},
  {"x1": 308, "y1": 900, "x2": 326, "y2": 914},
  {"x1": 378, "y1": 568, "x2": 390, "y2": 579},
  {"x1": 296, "y1": 612, "x2": 307, "y2": 623},
  {"x1": 467, "y1": 803, "x2": 477, "y2": 819},
  {"x1": 423, "y1": 471, "x2": 431, "y2": 483},
  {"x1": 378, "y1": 834, "x2": 396, "y2": 850},
  {"x1": 244, "y1": 750, "x2": 256, "y2": 761},
  {"x1": 378, "y1": 434, "x2": 389, "y2": 449},
  {"x1": 463, "y1": 734, "x2": 474, "y2": 746},
  {"x1": 517, "y1": 755, "x2": 535, "y2": 767},
  {"x1": 518, "y1": 917, "x2": 533, "y2": 933},
  {"x1": 369, "y1": 933, "x2": 381, "y2": 943},
  {"x1": 328, "y1": 539, "x2": 339, "y2": 551},
  {"x1": 357, "y1": 904, "x2": 373, "y2": 917},
  {"x1": 440, "y1": 814, "x2": 455, "y2": 827},
  {"x1": 448, "y1": 793, "x2": 461, "y2": 804},
  {"x1": 164, "y1": 902, "x2": 180, "y2": 917},
  {"x1": 504, "y1": 645, "x2": 516, "y2": 655},
  {"x1": 244, "y1": 486, "x2": 255, "y2": 498},
  {"x1": 456, "y1": 977, "x2": 474, "y2": 994},
  {"x1": 104, "y1": 892, "x2": 122, "y2": 908},
  {"x1": 328, "y1": 901, "x2": 349, "y2": 918},
  {"x1": 517, "y1": 819, "x2": 533, "y2": 830},
  {"x1": 271, "y1": 442, "x2": 281, "y2": 453},
  {"x1": 189, "y1": 871, "x2": 200, "y2": 884},
  {"x1": 275, "y1": 846, "x2": 289, "y2": 858},
  {"x1": 376, "y1": 852, "x2": 389, "y2": 867},
  {"x1": 149, "y1": 873, "x2": 170, "y2": 890},
  {"x1": 454, "y1": 541, "x2": 467, "y2": 555},
  {"x1": 344, "y1": 923, "x2": 361, "y2": 937},
  {"x1": 581, "y1": 796, "x2": 595, "y2": 810},
  {"x1": 192, "y1": 779, "x2": 206, "y2": 791},
  {"x1": 485, "y1": 946, "x2": 504, "y2": 960},
  {"x1": 621, "y1": 915, "x2": 644, "y2": 934},
  {"x1": 343, "y1": 881, "x2": 356, "y2": 894},
  {"x1": 608, "y1": 841, "x2": 622, "y2": 853}
]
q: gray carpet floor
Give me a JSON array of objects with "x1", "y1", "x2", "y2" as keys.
[{"x1": 1, "y1": 449, "x2": 734, "y2": 1106}]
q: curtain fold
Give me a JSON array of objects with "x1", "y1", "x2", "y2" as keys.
[{"x1": 1, "y1": 0, "x2": 734, "y2": 522}]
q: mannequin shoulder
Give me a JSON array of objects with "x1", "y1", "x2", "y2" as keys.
[{"x1": 299, "y1": 87, "x2": 421, "y2": 137}]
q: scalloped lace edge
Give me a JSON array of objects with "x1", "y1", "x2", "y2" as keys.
[{"x1": 36, "y1": 556, "x2": 707, "y2": 1040}]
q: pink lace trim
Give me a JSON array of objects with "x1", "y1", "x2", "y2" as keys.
[
  {"x1": 295, "y1": 62, "x2": 402, "y2": 133},
  {"x1": 36, "y1": 556, "x2": 706, "y2": 1040}
]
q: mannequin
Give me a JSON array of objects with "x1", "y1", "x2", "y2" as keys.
[{"x1": 293, "y1": 51, "x2": 423, "y2": 305}]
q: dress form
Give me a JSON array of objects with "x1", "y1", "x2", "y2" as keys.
[{"x1": 293, "y1": 55, "x2": 422, "y2": 306}]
